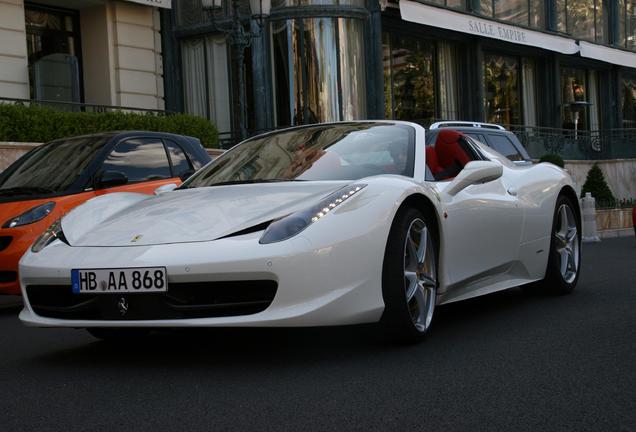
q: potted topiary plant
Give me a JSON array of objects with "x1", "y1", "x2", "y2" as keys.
[{"x1": 580, "y1": 163, "x2": 615, "y2": 208}]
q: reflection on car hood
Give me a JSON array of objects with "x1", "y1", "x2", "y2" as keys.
[{"x1": 66, "y1": 181, "x2": 348, "y2": 246}]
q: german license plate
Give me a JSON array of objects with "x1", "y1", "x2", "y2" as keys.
[{"x1": 71, "y1": 267, "x2": 167, "y2": 294}]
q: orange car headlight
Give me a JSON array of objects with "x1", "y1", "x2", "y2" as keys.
[{"x1": 3, "y1": 202, "x2": 55, "y2": 228}]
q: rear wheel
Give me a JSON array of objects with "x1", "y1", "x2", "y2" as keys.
[
  {"x1": 381, "y1": 207, "x2": 438, "y2": 343},
  {"x1": 526, "y1": 195, "x2": 581, "y2": 295}
]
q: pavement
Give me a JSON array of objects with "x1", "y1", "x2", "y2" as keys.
[{"x1": 0, "y1": 237, "x2": 635, "y2": 432}]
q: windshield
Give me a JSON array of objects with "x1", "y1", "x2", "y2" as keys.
[
  {"x1": 183, "y1": 123, "x2": 415, "y2": 188},
  {"x1": 0, "y1": 135, "x2": 109, "y2": 194}
]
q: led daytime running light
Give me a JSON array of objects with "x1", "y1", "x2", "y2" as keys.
[{"x1": 310, "y1": 186, "x2": 363, "y2": 223}]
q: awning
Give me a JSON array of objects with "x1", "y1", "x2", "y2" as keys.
[
  {"x1": 579, "y1": 41, "x2": 636, "y2": 68},
  {"x1": 399, "y1": 0, "x2": 579, "y2": 55},
  {"x1": 124, "y1": 0, "x2": 172, "y2": 9}
]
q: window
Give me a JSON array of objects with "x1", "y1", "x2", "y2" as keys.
[
  {"x1": 556, "y1": 0, "x2": 608, "y2": 43},
  {"x1": 464, "y1": 133, "x2": 487, "y2": 144},
  {"x1": 617, "y1": 0, "x2": 636, "y2": 51},
  {"x1": 0, "y1": 136, "x2": 108, "y2": 193},
  {"x1": 621, "y1": 77, "x2": 636, "y2": 128},
  {"x1": 423, "y1": 0, "x2": 465, "y2": 10},
  {"x1": 271, "y1": 17, "x2": 366, "y2": 127},
  {"x1": 479, "y1": 0, "x2": 545, "y2": 29},
  {"x1": 484, "y1": 54, "x2": 521, "y2": 127},
  {"x1": 561, "y1": 67, "x2": 600, "y2": 131},
  {"x1": 486, "y1": 134, "x2": 523, "y2": 161},
  {"x1": 25, "y1": 5, "x2": 82, "y2": 103},
  {"x1": 185, "y1": 123, "x2": 416, "y2": 187},
  {"x1": 164, "y1": 140, "x2": 194, "y2": 179},
  {"x1": 101, "y1": 139, "x2": 171, "y2": 183},
  {"x1": 181, "y1": 35, "x2": 232, "y2": 144},
  {"x1": 383, "y1": 33, "x2": 459, "y2": 125}
]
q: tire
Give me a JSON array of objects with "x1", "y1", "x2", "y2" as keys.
[
  {"x1": 86, "y1": 328, "x2": 150, "y2": 342},
  {"x1": 526, "y1": 194, "x2": 581, "y2": 295},
  {"x1": 381, "y1": 206, "x2": 438, "y2": 344}
]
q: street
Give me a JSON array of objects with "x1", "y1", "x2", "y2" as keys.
[{"x1": 1, "y1": 237, "x2": 635, "y2": 432}]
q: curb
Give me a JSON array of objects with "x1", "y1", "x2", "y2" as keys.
[{"x1": 598, "y1": 228, "x2": 634, "y2": 239}]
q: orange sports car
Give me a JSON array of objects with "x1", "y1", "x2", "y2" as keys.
[{"x1": 0, "y1": 131, "x2": 211, "y2": 295}]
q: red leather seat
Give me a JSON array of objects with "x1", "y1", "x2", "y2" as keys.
[
  {"x1": 425, "y1": 146, "x2": 443, "y2": 176},
  {"x1": 434, "y1": 130, "x2": 471, "y2": 180}
]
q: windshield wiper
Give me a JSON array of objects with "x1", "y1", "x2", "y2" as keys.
[{"x1": 0, "y1": 186, "x2": 56, "y2": 196}]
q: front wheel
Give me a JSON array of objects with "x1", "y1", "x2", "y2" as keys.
[
  {"x1": 381, "y1": 207, "x2": 438, "y2": 343},
  {"x1": 527, "y1": 195, "x2": 581, "y2": 295}
]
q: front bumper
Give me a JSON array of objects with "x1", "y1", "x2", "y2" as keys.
[
  {"x1": 19, "y1": 231, "x2": 385, "y2": 328},
  {"x1": 0, "y1": 227, "x2": 40, "y2": 295}
]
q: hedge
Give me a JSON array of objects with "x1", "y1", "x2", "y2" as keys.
[
  {"x1": 538, "y1": 153, "x2": 565, "y2": 168},
  {"x1": 0, "y1": 104, "x2": 219, "y2": 148}
]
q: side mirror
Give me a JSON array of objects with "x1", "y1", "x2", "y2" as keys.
[
  {"x1": 446, "y1": 161, "x2": 503, "y2": 196},
  {"x1": 179, "y1": 169, "x2": 195, "y2": 181},
  {"x1": 94, "y1": 170, "x2": 128, "y2": 189},
  {"x1": 154, "y1": 183, "x2": 178, "y2": 195}
]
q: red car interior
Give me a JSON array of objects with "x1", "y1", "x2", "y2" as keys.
[{"x1": 427, "y1": 130, "x2": 472, "y2": 180}]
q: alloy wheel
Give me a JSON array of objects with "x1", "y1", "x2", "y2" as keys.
[
  {"x1": 554, "y1": 204, "x2": 579, "y2": 283},
  {"x1": 403, "y1": 218, "x2": 437, "y2": 333}
]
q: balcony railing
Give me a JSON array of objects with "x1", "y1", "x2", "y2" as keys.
[{"x1": 509, "y1": 125, "x2": 636, "y2": 160}]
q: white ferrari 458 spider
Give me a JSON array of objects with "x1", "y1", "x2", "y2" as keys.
[{"x1": 19, "y1": 121, "x2": 581, "y2": 342}]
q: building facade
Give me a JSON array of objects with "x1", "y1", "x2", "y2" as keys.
[
  {"x1": 165, "y1": 0, "x2": 636, "y2": 158},
  {"x1": 0, "y1": 0, "x2": 170, "y2": 110}
]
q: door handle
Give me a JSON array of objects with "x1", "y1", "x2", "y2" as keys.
[{"x1": 507, "y1": 186, "x2": 518, "y2": 196}]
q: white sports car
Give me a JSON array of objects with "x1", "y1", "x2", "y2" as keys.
[{"x1": 19, "y1": 121, "x2": 581, "y2": 342}]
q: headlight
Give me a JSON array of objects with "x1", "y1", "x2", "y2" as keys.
[
  {"x1": 3, "y1": 202, "x2": 55, "y2": 228},
  {"x1": 259, "y1": 184, "x2": 366, "y2": 244},
  {"x1": 31, "y1": 218, "x2": 67, "y2": 253}
]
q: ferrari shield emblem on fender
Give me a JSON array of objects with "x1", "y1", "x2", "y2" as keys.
[{"x1": 130, "y1": 234, "x2": 143, "y2": 243}]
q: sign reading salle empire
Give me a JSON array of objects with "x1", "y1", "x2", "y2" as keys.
[
  {"x1": 467, "y1": 20, "x2": 528, "y2": 44},
  {"x1": 399, "y1": 0, "x2": 579, "y2": 55},
  {"x1": 124, "y1": 0, "x2": 172, "y2": 9}
]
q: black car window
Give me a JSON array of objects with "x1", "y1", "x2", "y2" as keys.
[
  {"x1": 0, "y1": 135, "x2": 109, "y2": 193},
  {"x1": 464, "y1": 133, "x2": 487, "y2": 144},
  {"x1": 164, "y1": 140, "x2": 193, "y2": 178},
  {"x1": 486, "y1": 134, "x2": 524, "y2": 161},
  {"x1": 101, "y1": 139, "x2": 171, "y2": 183}
]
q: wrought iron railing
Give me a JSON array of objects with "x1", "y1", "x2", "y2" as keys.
[
  {"x1": 508, "y1": 125, "x2": 636, "y2": 160},
  {"x1": 0, "y1": 97, "x2": 170, "y2": 115}
]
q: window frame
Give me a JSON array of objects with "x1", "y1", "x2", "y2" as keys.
[
  {"x1": 99, "y1": 137, "x2": 173, "y2": 185},
  {"x1": 162, "y1": 138, "x2": 196, "y2": 179}
]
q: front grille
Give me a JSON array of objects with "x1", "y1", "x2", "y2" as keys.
[
  {"x1": 26, "y1": 281, "x2": 277, "y2": 320},
  {"x1": 0, "y1": 236, "x2": 11, "y2": 252},
  {"x1": 0, "y1": 271, "x2": 17, "y2": 283}
]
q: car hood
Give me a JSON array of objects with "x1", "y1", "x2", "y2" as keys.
[{"x1": 65, "y1": 181, "x2": 349, "y2": 247}]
